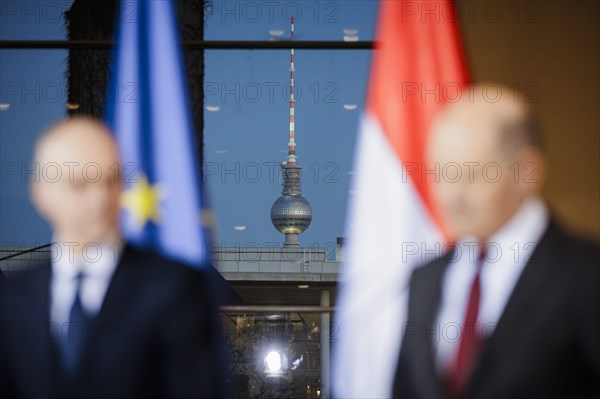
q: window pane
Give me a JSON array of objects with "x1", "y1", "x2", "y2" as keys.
[
  {"x1": 0, "y1": 0, "x2": 73, "y2": 40},
  {"x1": 0, "y1": 50, "x2": 68, "y2": 246},
  {"x1": 205, "y1": 0, "x2": 377, "y2": 41},
  {"x1": 221, "y1": 310, "x2": 335, "y2": 398},
  {"x1": 204, "y1": 49, "x2": 371, "y2": 249}
]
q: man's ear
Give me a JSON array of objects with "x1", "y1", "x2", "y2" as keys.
[
  {"x1": 30, "y1": 181, "x2": 49, "y2": 218},
  {"x1": 517, "y1": 147, "x2": 546, "y2": 195}
]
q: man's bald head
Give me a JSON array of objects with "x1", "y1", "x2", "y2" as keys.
[
  {"x1": 31, "y1": 117, "x2": 123, "y2": 247},
  {"x1": 34, "y1": 117, "x2": 119, "y2": 167},
  {"x1": 428, "y1": 84, "x2": 545, "y2": 242},
  {"x1": 435, "y1": 84, "x2": 542, "y2": 157}
]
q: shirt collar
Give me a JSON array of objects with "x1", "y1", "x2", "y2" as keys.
[
  {"x1": 487, "y1": 196, "x2": 548, "y2": 258},
  {"x1": 51, "y1": 238, "x2": 125, "y2": 281},
  {"x1": 454, "y1": 196, "x2": 549, "y2": 263}
]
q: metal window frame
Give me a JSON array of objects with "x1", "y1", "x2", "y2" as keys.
[{"x1": 0, "y1": 40, "x2": 375, "y2": 50}]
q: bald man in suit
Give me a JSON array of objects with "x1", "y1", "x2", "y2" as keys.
[
  {"x1": 393, "y1": 85, "x2": 599, "y2": 399},
  {"x1": 0, "y1": 118, "x2": 228, "y2": 399}
]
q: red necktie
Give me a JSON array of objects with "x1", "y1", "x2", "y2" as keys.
[{"x1": 444, "y1": 249, "x2": 486, "y2": 398}]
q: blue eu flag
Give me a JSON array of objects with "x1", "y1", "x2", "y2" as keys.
[{"x1": 105, "y1": 0, "x2": 209, "y2": 268}]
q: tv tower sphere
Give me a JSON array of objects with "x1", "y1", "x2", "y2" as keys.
[
  {"x1": 271, "y1": 162, "x2": 313, "y2": 243},
  {"x1": 271, "y1": 192, "x2": 312, "y2": 235}
]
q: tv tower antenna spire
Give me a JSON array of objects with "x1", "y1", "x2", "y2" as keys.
[{"x1": 288, "y1": 15, "x2": 296, "y2": 164}]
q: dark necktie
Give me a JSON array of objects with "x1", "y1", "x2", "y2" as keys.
[
  {"x1": 60, "y1": 272, "x2": 92, "y2": 375},
  {"x1": 444, "y1": 249, "x2": 486, "y2": 398}
]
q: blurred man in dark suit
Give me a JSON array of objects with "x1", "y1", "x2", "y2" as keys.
[
  {"x1": 0, "y1": 118, "x2": 227, "y2": 399},
  {"x1": 393, "y1": 85, "x2": 599, "y2": 399}
]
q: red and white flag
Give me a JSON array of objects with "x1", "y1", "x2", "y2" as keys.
[{"x1": 333, "y1": 1, "x2": 469, "y2": 397}]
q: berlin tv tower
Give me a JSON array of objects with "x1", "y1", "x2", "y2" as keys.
[{"x1": 271, "y1": 16, "x2": 313, "y2": 247}]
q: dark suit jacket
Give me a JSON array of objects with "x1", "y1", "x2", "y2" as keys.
[
  {"x1": 393, "y1": 221, "x2": 600, "y2": 399},
  {"x1": 0, "y1": 244, "x2": 228, "y2": 399}
]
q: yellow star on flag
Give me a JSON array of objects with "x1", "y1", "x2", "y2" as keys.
[{"x1": 120, "y1": 175, "x2": 162, "y2": 230}]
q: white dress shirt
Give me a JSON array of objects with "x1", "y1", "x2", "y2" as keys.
[
  {"x1": 434, "y1": 197, "x2": 549, "y2": 373},
  {"x1": 50, "y1": 240, "x2": 124, "y2": 327}
]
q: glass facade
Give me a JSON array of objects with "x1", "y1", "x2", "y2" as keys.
[{"x1": 0, "y1": 2, "x2": 376, "y2": 397}]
